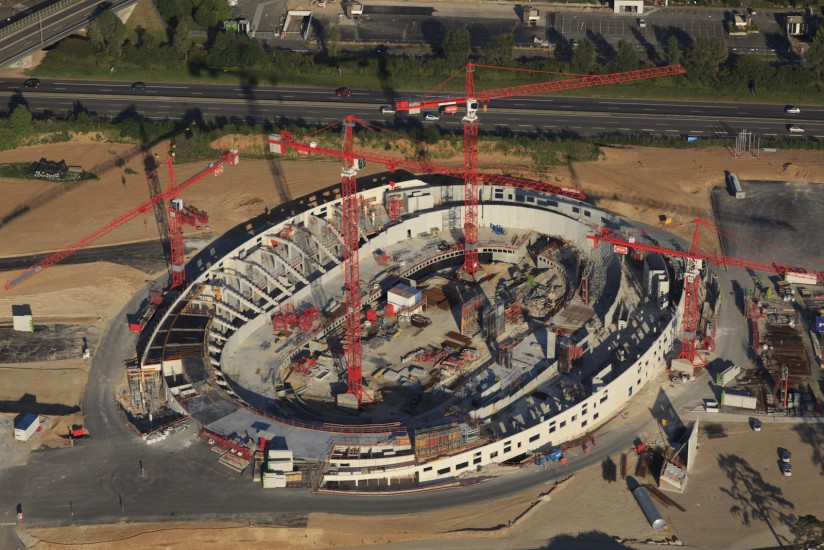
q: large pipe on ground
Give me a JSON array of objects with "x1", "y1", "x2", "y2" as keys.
[{"x1": 633, "y1": 486, "x2": 666, "y2": 531}]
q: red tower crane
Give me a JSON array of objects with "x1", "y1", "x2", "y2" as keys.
[
  {"x1": 588, "y1": 219, "x2": 824, "y2": 373},
  {"x1": 393, "y1": 63, "x2": 687, "y2": 280},
  {"x1": 269, "y1": 116, "x2": 595, "y2": 408},
  {"x1": 4, "y1": 150, "x2": 240, "y2": 291}
]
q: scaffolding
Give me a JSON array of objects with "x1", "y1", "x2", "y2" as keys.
[{"x1": 413, "y1": 422, "x2": 483, "y2": 462}]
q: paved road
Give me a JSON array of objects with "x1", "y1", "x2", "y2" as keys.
[
  {"x1": 2, "y1": 78, "x2": 823, "y2": 138},
  {"x1": 0, "y1": 219, "x2": 719, "y2": 534},
  {"x1": 0, "y1": 0, "x2": 137, "y2": 68}
]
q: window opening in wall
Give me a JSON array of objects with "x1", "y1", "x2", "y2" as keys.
[
  {"x1": 437, "y1": 467, "x2": 451, "y2": 475},
  {"x1": 584, "y1": 210, "x2": 592, "y2": 217},
  {"x1": 423, "y1": 466, "x2": 433, "y2": 472},
  {"x1": 549, "y1": 426, "x2": 556, "y2": 433},
  {"x1": 628, "y1": 387, "x2": 633, "y2": 396},
  {"x1": 581, "y1": 420, "x2": 588, "y2": 428},
  {"x1": 637, "y1": 379, "x2": 641, "y2": 386},
  {"x1": 529, "y1": 434, "x2": 540, "y2": 443},
  {"x1": 407, "y1": 229, "x2": 412, "y2": 238},
  {"x1": 456, "y1": 461, "x2": 469, "y2": 470},
  {"x1": 571, "y1": 415, "x2": 577, "y2": 422},
  {"x1": 560, "y1": 421, "x2": 567, "y2": 428},
  {"x1": 504, "y1": 446, "x2": 511, "y2": 454},
  {"x1": 548, "y1": 200, "x2": 558, "y2": 207},
  {"x1": 473, "y1": 457, "x2": 482, "y2": 464},
  {"x1": 572, "y1": 207, "x2": 580, "y2": 214},
  {"x1": 593, "y1": 412, "x2": 599, "y2": 420},
  {"x1": 491, "y1": 451, "x2": 499, "y2": 459}
]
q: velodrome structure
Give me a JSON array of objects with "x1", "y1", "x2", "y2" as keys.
[{"x1": 138, "y1": 172, "x2": 680, "y2": 489}]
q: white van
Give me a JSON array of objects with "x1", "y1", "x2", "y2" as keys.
[{"x1": 704, "y1": 400, "x2": 719, "y2": 413}]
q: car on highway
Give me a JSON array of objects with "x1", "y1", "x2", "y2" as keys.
[
  {"x1": 380, "y1": 106, "x2": 396, "y2": 114},
  {"x1": 782, "y1": 462, "x2": 792, "y2": 476},
  {"x1": 784, "y1": 105, "x2": 800, "y2": 114},
  {"x1": 424, "y1": 113, "x2": 440, "y2": 121},
  {"x1": 131, "y1": 81, "x2": 146, "y2": 91},
  {"x1": 335, "y1": 87, "x2": 352, "y2": 97},
  {"x1": 788, "y1": 125, "x2": 805, "y2": 134},
  {"x1": 23, "y1": 78, "x2": 40, "y2": 88}
]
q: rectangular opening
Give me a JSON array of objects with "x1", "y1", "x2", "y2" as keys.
[
  {"x1": 437, "y1": 467, "x2": 451, "y2": 475},
  {"x1": 529, "y1": 434, "x2": 540, "y2": 443},
  {"x1": 456, "y1": 461, "x2": 469, "y2": 470}
]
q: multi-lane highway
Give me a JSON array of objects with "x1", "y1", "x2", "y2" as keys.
[{"x1": 3, "y1": 77, "x2": 824, "y2": 139}]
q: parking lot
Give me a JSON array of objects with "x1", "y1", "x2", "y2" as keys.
[{"x1": 553, "y1": 8, "x2": 785, "y2": 52}]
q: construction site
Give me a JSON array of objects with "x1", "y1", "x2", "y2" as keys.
[{"x1": 3, "y1": 63, "x2": 824, "y2": 542}]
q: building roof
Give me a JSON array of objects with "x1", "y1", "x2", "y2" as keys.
[{"x1": 11, "y1": 304, "x2": 32, "y2": 317}]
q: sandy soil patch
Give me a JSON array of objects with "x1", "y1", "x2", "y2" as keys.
[
  {"x1": 0, "y1": 262, "x2": 149, "y2": 324},
  {"x1": 0, "y1": 358, "x2": 89, "y2": 407}
]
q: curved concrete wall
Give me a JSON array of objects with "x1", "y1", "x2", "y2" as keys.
[{"x1": 142, "y1": 178, "x2": 674, "y2": 486}]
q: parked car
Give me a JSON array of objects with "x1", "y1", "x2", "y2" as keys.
[
  {"x1": 788, "y1": 125, "x2": 805, "y2": 134},
  {"x1": 782, "y1": 449, "x2": 792, "y2": 463},
  {"x1": 424, "y1": 113, "x2": 440, "y2": 121},
  {"x1": 748, "y1": 7, "x2": 757, "y2": 15},
  {"x1": 131, "y1": 81, "x2": 146, "y2": 91},
  {"x1": 784, "y1": 105, "x2": 801, "y2": 114},
  {"x1": 23, "y1": 78, "x2": 40, "y2": 88},
  {"x1": 751, "y1": 419, "x2": 762, "y2": 431},
  {"x1": 639, "y1": 18, "x2": 647, "y2": 28},
  {"x1": 375, "y1": 45, "x2": 388, "y2": 54},
  {"x1": 380, "y1": 106, "x2": 396, "y2": 114},
  {"x1": 335, "y1": 87, "x2": 352, "y2": 97},
  {"x1": 782, "y1": 462, "x2": 792, "y2": 477}
]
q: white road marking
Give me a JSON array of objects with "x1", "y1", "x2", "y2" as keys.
[
  {"x1": 688, "y1": 130, "x2": 702, "y2": 134},
  {"x1": 665, "y1": 130, "x2": 679, "y2": 133},
  {"x1": 192, "y1": 92, "x2": 203, "y2": 95}
]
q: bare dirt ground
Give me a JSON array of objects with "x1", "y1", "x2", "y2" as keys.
[{"x1": 3, "y1": 136, "x2": 824, "y2": 549}]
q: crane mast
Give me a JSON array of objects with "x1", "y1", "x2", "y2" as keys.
[
  {"x1": 340, "y1": 119, "x2": 373, "y2": 407},
  {"x1": 394, "y1": 63, "x2": 686, "y2": 279},
  {"x1": 4, "y1": 150, "x2": 239, "y2": 291}
]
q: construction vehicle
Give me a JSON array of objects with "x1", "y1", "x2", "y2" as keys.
[
  {"x1": 536, "y1": 448, "x2": 565, "y2": 465},
  {"x1": 631, "y1": 438, "x2": 648, "y2": 455},
  {"x1": 68, "y1": 426, "x2": 90, "y2": 440}
]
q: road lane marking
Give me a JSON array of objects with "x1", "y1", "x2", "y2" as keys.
[
  {"x1": 192, "y1": 92, "x2": 203, "y2": 95},
  {"x1": 665, "y1": 130, "x2": 679, "y2": 133},
  {"x1": 689, "y1": 131, "x2": 702, "y2": 134}
]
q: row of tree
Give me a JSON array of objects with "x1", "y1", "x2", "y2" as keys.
[{"x1": 76, "y1": 8, "x2": 824, "y2": 97}]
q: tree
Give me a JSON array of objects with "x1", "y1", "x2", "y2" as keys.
[
  {"x1": 665, "y1": 36, "x2": 682, "y2": 66},
  {"x1": 88, "y1": 9, "x2": 127, "y2": 57},
  {"x1": 806, "y1": 28, "x2": 824, "y2": 79},
  {"x1": 8, "y1": 105, "x2": 33, "y2": 138},
  {"x1": 791, "y1": 515, "x2": 824, "y2": 546},
  {"x1": 614, "y1": 39, "x2": 638, "y2": 72},
  {"x1": 192, "y1": 0, "x2": 231, "y2": 29},
  {"x1": 155, "y1": 0, "x2": 192, "y2": 27},
  {"x1": 442, "y1": 27, "x2": 471, "y2": 68},
  {"x1": 571, "y1": 38, "x2": 595, "y2": 73},
  {"x1": 685, "y1": 37, "x2": 728, "y2": 81},
  {"x1": 174, "y1": 20, "x2": 194, "y2": 61},
  {"x1": 484, "y1": 33, "x2": 514, "y2": 66},
  {"x1": 327, "y1": 26, "x2": 341, "y2": 59}
]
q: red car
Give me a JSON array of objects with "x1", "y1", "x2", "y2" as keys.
[{"x1": 335, "y1": 87, "x2": 352, "y2": 97}]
